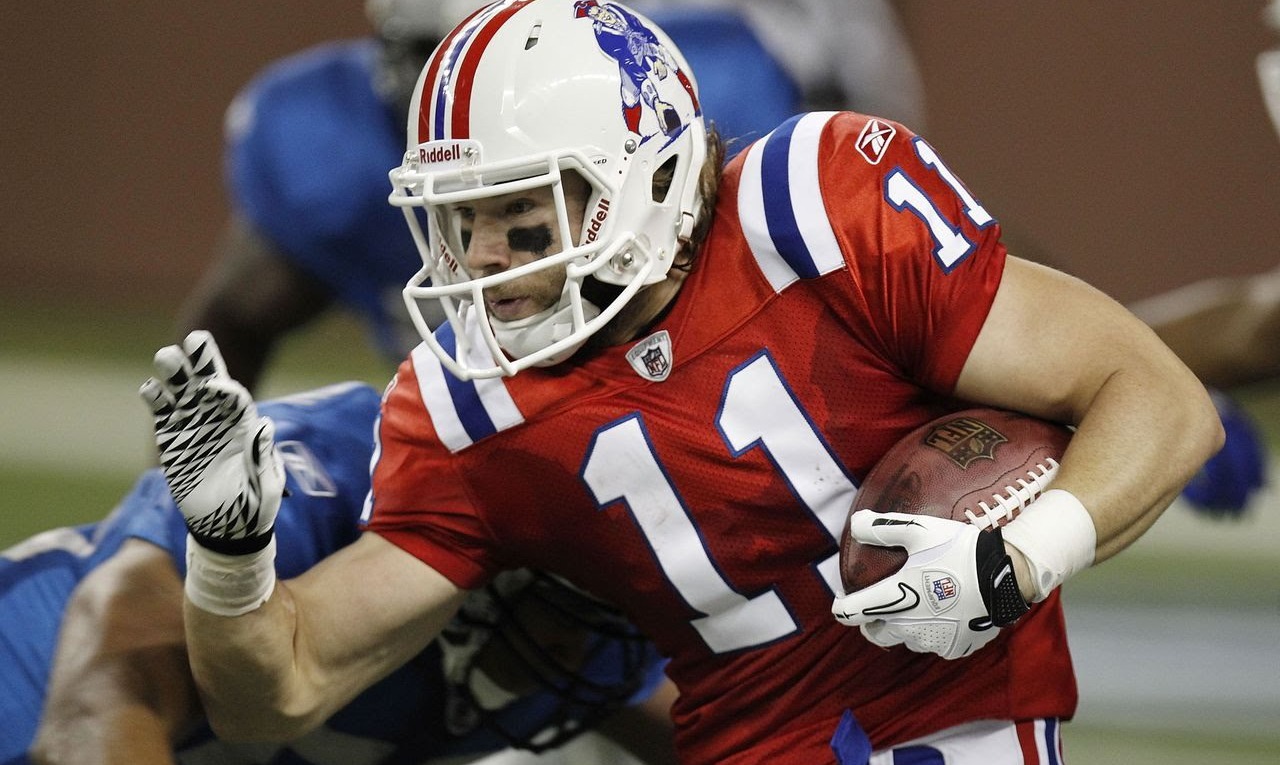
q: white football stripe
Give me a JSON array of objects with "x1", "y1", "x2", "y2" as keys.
[
  {"x1": 737, "y1": 112, "x2": 845, "y2": 293},
  {"x1": 738, "y1": 133, "x2": 800, "y2": 293}
]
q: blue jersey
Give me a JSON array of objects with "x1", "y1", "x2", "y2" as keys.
[
  {"x1": 0, "y1": 382, "x2": 665, "y2": 765},
  {"x1": 225, "y1": 40, "x2": 418, "y2": 360}
]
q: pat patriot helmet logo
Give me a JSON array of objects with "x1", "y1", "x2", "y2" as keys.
[
  {"x1": 574, "y1": 0, "x2": 700, "y2": 139},
  {"x1": 855, "y1": 118, "x2": 896, "y2": 165},
  {"x1": 924, "y1": 416, "x2": 1008, "y2": 469}
]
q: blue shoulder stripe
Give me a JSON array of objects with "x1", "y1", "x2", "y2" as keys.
[
  {"x1": 411, "y1": 321, "x2": 524, "y2": 453},
  {"x1": 436, "y1": 322, "x2": 496, "y2": 444},
  {"x1": 738, "y1": 112, "x2": 846, "y2": 293}
]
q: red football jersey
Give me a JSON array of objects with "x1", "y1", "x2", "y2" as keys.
[{"x1": 366, "y1": 112, "x2": 1077, "y2": 764}]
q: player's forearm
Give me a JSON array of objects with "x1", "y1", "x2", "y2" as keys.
[
  {"x1": 999, "y1": 363, "x2": 1220, "y2": 604},
  {"x1": 32, "y1": 543, "x2": 200, "y2": 764},
  {"x1": 958, "y1": 259, "x2": 1225, "y2": 600},
  {"x1": 184, "y1": 583, "x2": 327, "y2": 742},
  {"x1": 1053, "y1": 352, "x2": 1222, "y2": 560}
]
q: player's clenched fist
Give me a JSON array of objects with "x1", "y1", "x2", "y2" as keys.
[{"x1": 141, "y1": 330, "x2": 283, "y2": 615}]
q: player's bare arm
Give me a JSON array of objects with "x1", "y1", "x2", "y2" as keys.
[
  {"x1": 140, "y1": 330, "x2": 468, "y2": 741},
  {"x1": 31, "y1": 539, "x2": 200, "y2": 765},
  {"x1": 835, "y1": 255, "x2": 1224, "y2": 657},
  {"x1": 954, "y1": 256, "x2": 1224, "y2": 587},
  {"x1": 185, "y1": 532, "x2": 468, "y2": 741}
]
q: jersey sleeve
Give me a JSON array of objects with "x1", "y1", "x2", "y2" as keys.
[
  {"x1": 362, "y1": 361, "x2": 504, "y2": 590},
  {"x1": 827, "y1": 112, "x2": 1005, "y2": 391},
  {"x1": 736, "y1": 111, "x2": 1006, "y2": 394},
  {"x1": 105, "y1": 470, "x2": 191, "y2": 573}
]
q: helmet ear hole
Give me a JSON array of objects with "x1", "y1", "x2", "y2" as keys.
[{"x1": 651, "y1": 155, "x2": 678, "y2": 204}]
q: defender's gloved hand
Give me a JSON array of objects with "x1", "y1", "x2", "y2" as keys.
[
  {"x1": 831, "y1": 510, "x2": 1029, "y2": 660},
  {"x1": 140, "y1": 330, "x2": 284, "y2": 555},
  {"x1": 1181, "y1": 389, "x2": 1267, "y2": 517}
]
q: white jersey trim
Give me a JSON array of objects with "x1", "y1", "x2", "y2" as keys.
[
  {"x1": 410, "y1": 319, "x2": 524, "y2": 454},
  {"x1": 737, "y1": 111, "x2": 846, "y2": 294}
]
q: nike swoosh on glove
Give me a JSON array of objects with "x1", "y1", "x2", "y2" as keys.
[{"x1": 831, "y1": 510, "x2": 1028, "y2": 660}]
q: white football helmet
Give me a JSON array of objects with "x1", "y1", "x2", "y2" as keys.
[{"x1": 389, "y1": 0, "x2": 707, "y2": 379}]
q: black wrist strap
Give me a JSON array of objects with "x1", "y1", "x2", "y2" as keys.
[
  {"x1": 975, "y1": 527, "x2": 1031, "y2": 628},
  {"x1": 189, "y1": 526, "x2": 275, "y2": 556}
]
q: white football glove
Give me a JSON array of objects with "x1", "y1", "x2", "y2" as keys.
[
  {"x1": 831, "y1": 510, "x2": 1030, "y2": 660},
  {"x1": 140, "y1": 330, "x2": 284, "y2": 555}
]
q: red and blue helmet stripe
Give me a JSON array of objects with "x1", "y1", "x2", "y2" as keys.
[{"x1": 417, "y1": 0, "x2": 535, "y2": 143}]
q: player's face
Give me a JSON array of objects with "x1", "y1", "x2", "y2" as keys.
[{"x1": 452, "y1": 174, "x2": 589, "y2": 322}]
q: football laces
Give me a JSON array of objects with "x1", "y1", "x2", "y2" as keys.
[{"x1": 964, "y1": 458, "x2": 1060, "y2": 530}]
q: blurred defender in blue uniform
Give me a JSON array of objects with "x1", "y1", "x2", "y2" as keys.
[{"x1": 4, "y1": 382, "x2": 673, "y2": 765}]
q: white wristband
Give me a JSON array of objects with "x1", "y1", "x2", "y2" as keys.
[
  {"x1": 185, "y1": 534, "x2": 277, "y2": 616},
  {"x1": 1000, "y1": 488, "x2": 1096, "y2": 602}
]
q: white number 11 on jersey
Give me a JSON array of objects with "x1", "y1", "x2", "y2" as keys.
[{"x1": 581, "y1": 351, "x2": 857, "y2": 654}]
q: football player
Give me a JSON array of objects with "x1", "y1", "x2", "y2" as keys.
[
  {"x1": 6, "y1": 381, "x2": 675, "y2": 765},
  {"x1": 176, "y1": 0, "x2": 923, "y2": 392},
  {"x1": 154, "y1": 2, "x2": 1221, "y2": 763},
  {"x1": 175, "y1": 1, "x2": 476, "y2": 390}
]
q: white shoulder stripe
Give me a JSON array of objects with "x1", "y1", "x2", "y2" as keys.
[
  {"x1": 413, "y1": 343, "x2": 473, "y2": 452},
  {"x1": 461, "y1": 315, "x2": 525, "y2": 436},
  {"x1": 410, "y1": 320, "x2": 524, "y2": 454},
  {"x1": 738, "y1": 137, "x2": 798, "y2": 292},
  {"x1": 474, "y1": 374, "x2": 523, "y2": 433},
  {"x1": 737, "y1": 111, "x2": 846, "y2": 293},
  {"x1": 788, "y1": 113, "x2": 845, "y2": 276}
]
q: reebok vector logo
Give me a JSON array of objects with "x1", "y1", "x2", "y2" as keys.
[{"x1": 856, "y1": 119, "x2": 896, "y2": 165}]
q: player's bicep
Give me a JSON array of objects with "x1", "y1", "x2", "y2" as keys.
[{"x1": 953, "y1": 256, "x2": 1172, "y2": 422}]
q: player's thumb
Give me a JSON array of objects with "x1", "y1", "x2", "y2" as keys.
[{"x1": 249, "y1": 416, "x2": 286, "y2": 514}]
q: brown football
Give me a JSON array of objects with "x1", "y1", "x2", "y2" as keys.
[{"x1": 838, "y1": 407, "x2": 1073, "y2": 594}]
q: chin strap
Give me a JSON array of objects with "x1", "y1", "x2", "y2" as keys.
[{"x1": 490, "y1": 292, "x2": 602, "y2": 366}]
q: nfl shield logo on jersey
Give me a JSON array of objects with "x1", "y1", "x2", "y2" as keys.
[{"x1": 626, "y1": 330, "x2": 673, "y2": 382}]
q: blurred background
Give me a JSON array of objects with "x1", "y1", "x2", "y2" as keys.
[{"x1": 2, "y1": 1, "x2": 1277, "y2": 762}]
